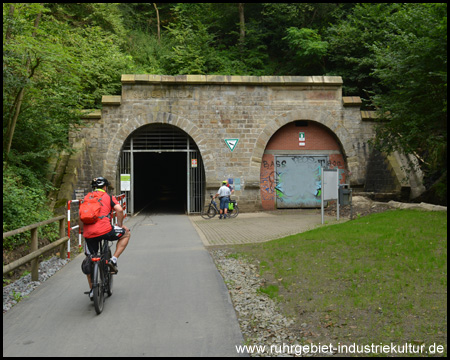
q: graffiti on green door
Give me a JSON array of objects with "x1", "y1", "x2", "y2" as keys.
[{"x1": 275, "y1": 156, "x2": 327, "y2": 208}]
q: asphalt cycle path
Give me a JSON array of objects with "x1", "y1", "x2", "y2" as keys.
[{"x1": 3, "y1": 213, "x2": 246, "y2": 357}]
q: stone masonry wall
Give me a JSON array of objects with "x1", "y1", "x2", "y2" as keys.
[{"x1": 71, "y1": 75, "x2": 376, "y2": 212}]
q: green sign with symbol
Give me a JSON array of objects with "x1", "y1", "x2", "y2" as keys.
[
  {"x1": 224, "y1": 139, "x2": 239, "y2": 152},
  {"x1": 299, "y1": 132, "x2": 306, "y2": 146}
]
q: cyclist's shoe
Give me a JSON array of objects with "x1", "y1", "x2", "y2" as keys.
[
  {"x1": 219, "y1": 215, "x2": 223, "y2": 219},
  {"x1": 89, "y1": 289, "x2": 94, "y2": 301},
  {"x1": 108, "y1": 258, "x2": 118, "y2": 274}
]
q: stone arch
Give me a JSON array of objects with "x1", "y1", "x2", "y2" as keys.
[
  {"x1": 249, "y1": 108, "x2": 351, "y2": 174},
  {"x1": 102, "y1": 112, "x2": 212, "y2": 186},
  {"x1": 255, "y1": 110, "x2": 351, "y2": 210}
]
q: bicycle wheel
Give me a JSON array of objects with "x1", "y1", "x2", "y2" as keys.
[
  {"x1": 228, "y1": 205, "x2": 239, "y2": 218},
  {"x1": 106, "y1": 249, "x2": 113, "y2": 297},
  {"x1": 93, "y1": 262, "x2": 105, "y2": 314},
  {"x1": 201, "y1": 205, "x2": 217, "y2": 219}
]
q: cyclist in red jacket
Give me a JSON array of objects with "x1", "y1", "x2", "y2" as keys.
[{"x1": 81, "y1": 177, "x2": 130, "y2": 299}]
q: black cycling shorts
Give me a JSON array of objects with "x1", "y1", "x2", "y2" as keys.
[{"x1": 84, "y1": 227, "x2": 125, "y2": 255}]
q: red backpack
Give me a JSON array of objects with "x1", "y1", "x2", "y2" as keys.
[{"x1": 79, "y1": 191, "x2": 112, "y2": 224}]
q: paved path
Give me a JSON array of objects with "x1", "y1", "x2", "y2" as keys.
[
  {"x1": 3, "y1": 213, "x2": 245, "y2": 357},
  {"x1": 190, "y1": 209, "x2": 345, "y2": 246}
]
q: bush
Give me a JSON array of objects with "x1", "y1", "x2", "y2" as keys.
[{"x1": 3, "y1": 164, "x2": 58, "y2": 250}]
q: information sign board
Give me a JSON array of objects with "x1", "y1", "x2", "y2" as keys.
[
  {"x1": 121, "y1": 174, "x2": 131, "y2": 191},
  {"x1": 321, "y1": 168, "x2": 339, "y2": 224}
]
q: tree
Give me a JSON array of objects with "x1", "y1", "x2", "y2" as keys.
[
  {"x1": 3, "y1": 3, "x2": 133, "y2": 166},
  {"x1": 325, "y1": 3, "x2": 403, "y2": 99},
  {"x1": 238, "y1": 3, "x2": 245, "y2": 46},
  {"x1": 260, "y1": 3, "x2": 342, "y2": 75},
  {"x1": 283, "y1": 27, "x2": 328, "y2": 74},
  {"x1": 370, "y1": 3, "x2": 447, "y2": 201},
  {"x1": 153, "y1": 3, "x2": 160, "y2": 43},
  {"x1": 3, "y1": 3, "x2": 134, "y2": 239},
  {"x1": 3, "y1": 3, "x2": 43, "y2": 167}
]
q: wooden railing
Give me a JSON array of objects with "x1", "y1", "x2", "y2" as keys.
[
  {"x1": 3, "y1": 193, "x2": 127, "y2": 282},
  {"x1": 3, "y1": 216, "x2": 68, "y2": 281}
]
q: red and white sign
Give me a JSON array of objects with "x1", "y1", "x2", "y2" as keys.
[{"x1": 191, "y1": 159, "x2": 197, "y2": 168}]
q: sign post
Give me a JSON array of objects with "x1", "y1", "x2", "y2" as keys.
[{"x1": 321, "y1": 168, "x2": 339, "y2": 224}]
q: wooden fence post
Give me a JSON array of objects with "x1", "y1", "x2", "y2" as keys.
[
  {"x1": 3, "y1": 215, "x2": 67, "y2": 277},
  {"x1": 59, "y1": 218, "x2": 65, "y2": 259},
  {"x1": 30, "y1": 228, "x2": 39, "y2": 281}
]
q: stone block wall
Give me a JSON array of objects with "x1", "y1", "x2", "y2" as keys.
[
  {"x1": 70, "y1": 75, "x2": 377, "y2": 213},
  {"x1": 364, "y1": 149, "x2": 399, "y2": 193},
  {"x1": 52, "y1": 138, "x2": 94, "y2": 215}
]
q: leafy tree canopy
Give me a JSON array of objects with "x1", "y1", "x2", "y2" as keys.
[{"x1": 2, "y1": 3, "x2": 447, "y2": 242}]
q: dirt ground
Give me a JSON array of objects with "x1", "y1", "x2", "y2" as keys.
[{"x1": 323, "y1": 196, "x2": 393, "y2": 220}]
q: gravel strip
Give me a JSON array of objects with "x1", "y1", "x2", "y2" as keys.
[
  {"x1": 3, "y1": 257, "x2": 70, "y2": 313},
  {"x1": 209, "y1": 249, "x2": 334, "y2": 357}
]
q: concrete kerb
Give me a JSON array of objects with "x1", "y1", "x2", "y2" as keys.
[{"x1": 386, "y1": 200, "x2": 447, "y2": 212}]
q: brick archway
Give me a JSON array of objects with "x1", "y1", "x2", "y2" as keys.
[{"x1": 248, "y1": 108, "x2": 352, "y2": 179}]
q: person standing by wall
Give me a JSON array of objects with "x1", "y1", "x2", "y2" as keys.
[
  {"x1": 226, "y1": 180, "x2": 234, "y2": 196},
  {"x1": 214, "y1": 181, "x2": 231, "y2": 219}
]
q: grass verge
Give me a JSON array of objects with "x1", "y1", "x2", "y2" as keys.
[{"x1": 230, "y1": 209, "x2": 447, "y2": 356}]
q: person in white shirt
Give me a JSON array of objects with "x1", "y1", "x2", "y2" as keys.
[{"x1": 214, "y1": 181, "x2": 231, "y2": 219}]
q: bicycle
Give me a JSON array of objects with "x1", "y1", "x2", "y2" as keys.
[
  {"x1": 228, "y1": 199, "x2": 239, "y2": 218},
  {"x1": 91, "y1": 238, "x2": 114, "y2": 314},
  {"x1": 200, "y1": 193, "x2": 239, "y2": 219}
]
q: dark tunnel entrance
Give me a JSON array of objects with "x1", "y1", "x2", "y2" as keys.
[
  {"x1": 118, "y1": 124, "x2": 205, "y2": 215},
  {"x1": 133, "y1": 152, "x2": 187, "y2": 214}
]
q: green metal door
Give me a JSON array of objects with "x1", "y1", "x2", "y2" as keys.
[{"x1": 275, "y1": 155, "x2": 327, "y2": 208}]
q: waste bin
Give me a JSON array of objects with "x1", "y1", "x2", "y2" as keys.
[{"x1": 339, "y1": 184, "x2": 352, "y2": 206}]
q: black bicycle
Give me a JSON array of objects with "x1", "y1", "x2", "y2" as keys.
[
  {"x1": 201, "y1": 193, "x2": 239, "y2": 219},
  {"x1": 91, "y1": 238, "x2": 114, "y2": 314}
]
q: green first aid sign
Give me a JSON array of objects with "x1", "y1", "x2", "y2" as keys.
[{"x1": 299, "y1": 132, "x2": 305, "y2": 146}]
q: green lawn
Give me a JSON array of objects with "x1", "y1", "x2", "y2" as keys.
[{"x1": 231, "y1": 209, "x2": 447, "y2": 355}]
